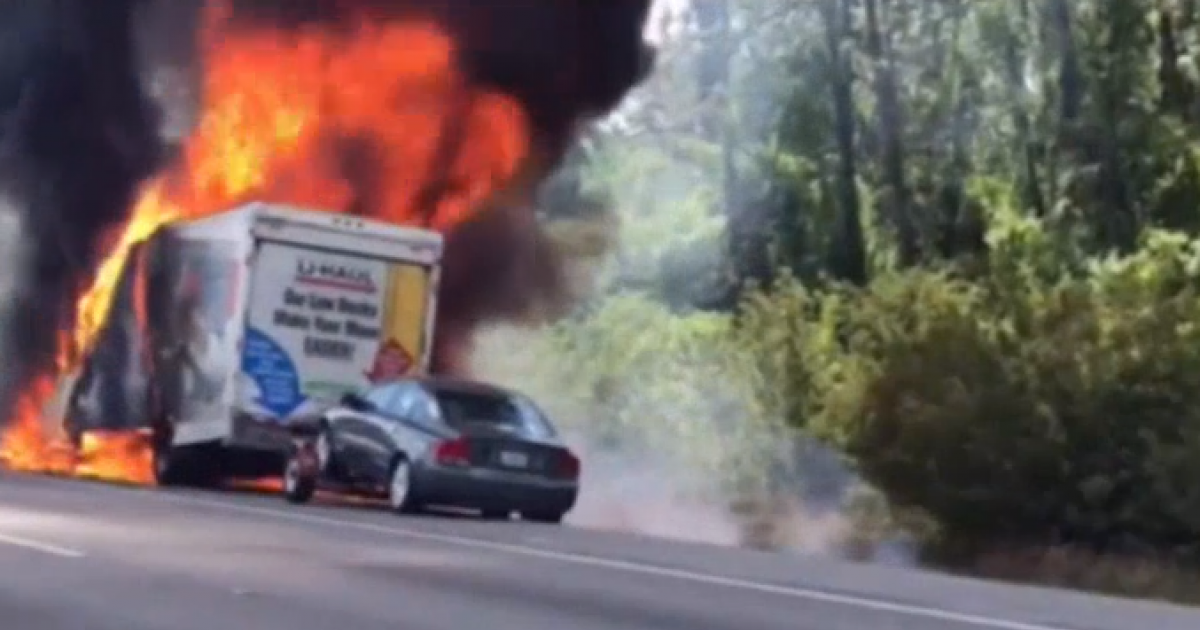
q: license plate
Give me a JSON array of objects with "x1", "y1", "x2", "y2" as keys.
[{"x1": 498, "y1": 451, "x2": 528, "y2": 468}]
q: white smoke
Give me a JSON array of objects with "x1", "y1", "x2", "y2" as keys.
[
  {"x1": 0, "y1": 196, "x2": 28, "y2": 438},
  {"x1": 565, "y1": 440, "x2": 743, "y2": 546},
  {"x1": 471, "y1": 0, "x2": 916, "y2": 563},
  {"x1": 0, "y1": 202, "x2": 21, "y2": 300},
  {"x1": 469, "y1": 323, "x2": 746, "y2": 548}
]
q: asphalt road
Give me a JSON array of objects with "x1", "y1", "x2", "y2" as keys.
[{"x1": 0, "y1": 473, "x2": 1198, "y2": 630}]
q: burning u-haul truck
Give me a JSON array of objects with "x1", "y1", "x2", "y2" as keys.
[{"x1": 60, "y1": 202, "x2": 443, "y2": 485}]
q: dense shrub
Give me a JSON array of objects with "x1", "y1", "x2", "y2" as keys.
[
  {"x1": 754, "y1": 228, "x2": 1200, "y2": 558},
  {"x1": 482, "y1": 225, "x2": 1200, "y2": 561}
]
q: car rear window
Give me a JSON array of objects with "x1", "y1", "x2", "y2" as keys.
[{"x1": 433, "y1": 389, "x2": 556, "y2": 438}]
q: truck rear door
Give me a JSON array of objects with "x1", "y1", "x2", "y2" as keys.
[{"x1": 239, "y1": 239, "x2": 433, "y2": 424}]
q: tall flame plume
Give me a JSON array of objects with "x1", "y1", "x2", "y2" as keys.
[{"x1": 0, "y1": 5, "x2": 530, "y2": 483}]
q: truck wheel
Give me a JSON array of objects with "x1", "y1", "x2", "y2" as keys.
[
  {"x1": 152, "y1": 443, "x2": 185, "y2": 487},
  {"x1": 152, "y1": 443, "x2": 221, "y2": 488},
  {"x1": 282, "y1": 456, "x2": 316, "y2": 504},
  {"x1": 65, "y1": 426, "x2": 83, "y2": 452}
]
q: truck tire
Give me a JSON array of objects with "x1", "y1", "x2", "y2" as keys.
[
  {"x1": 282, "y1": 456, "x2": 316, "y2": 504},
  {"x1": 152, "y1": 442, "x2": 186, "y2": 486},
  {"x1": 146, "y1": 382, "x2": 188, "y2": 487},
  {"x1": 152, "y1": 442, "x2": 221, "y2": 488}
]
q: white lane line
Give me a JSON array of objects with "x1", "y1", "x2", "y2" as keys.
[
  {"x1": 0, "y1": 531, "x2": 85, "y2": 558},
  {"x1": 157, "y1": 493, "x2": 1069, "y2": 630}
]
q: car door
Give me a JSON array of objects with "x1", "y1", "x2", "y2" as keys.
[
  {"x1": 391, "y1": 384, "x2": 443, "y2": 460},
  {"x1": 362, "y1": 382, "x2": 450, "y2": 479},
  {"x1": 321, "y1": 407, "x2": 360, "y2": 473},
  {"x1": 338, "y1": 385, "x2": 400, "y2": 479},
  {"x1": 358, "y1": 383, "x2": 414, "y2": 481}
]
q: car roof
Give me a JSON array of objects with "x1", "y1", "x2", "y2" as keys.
[
  {"x1": 366, "y1": 376, "x2": 560, "y2": 437},
  {"x1": 400, "y1": 375, "x2": 521, "y2": 399}
]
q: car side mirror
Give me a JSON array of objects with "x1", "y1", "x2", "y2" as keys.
[{"x1": 341, "y1": 392, "x2": 372, "y2": 412}]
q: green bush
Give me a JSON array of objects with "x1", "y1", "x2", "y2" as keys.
[
  {"x1": 478, "y1": 224, "x2": 1200, "y2": 561},
  {"x1": 473, "y1": 294, "x2": 784, "y2": 496},
  {"x1": 782, "y1": 228, "x2": 1200, "y2": 558}
]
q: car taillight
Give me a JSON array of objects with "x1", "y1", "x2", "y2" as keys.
[
  {"x1": 558, "y1": 450, "x2": 581, "y2": 481},
  {"x1": 434, "y1": 437, "x2": 471, "y2": 467}
]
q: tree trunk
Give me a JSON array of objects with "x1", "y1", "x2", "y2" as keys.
[
  {"x1": 820, "y1": 0, "x2": 866, "y2": 284},
  {"x1": 864, "y1": 0, "x2": 919, "y2": 265}
]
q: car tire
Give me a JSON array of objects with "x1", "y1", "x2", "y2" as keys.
[
  {"x1": 386, "y1": 456, "x2": 422, "y2": 514},
  {"x1": 523, "y1": 510, "x2": 566, "y2": 524},
  {"x1": 282, "y1": 456, "x2": 316, "y2": 504}
]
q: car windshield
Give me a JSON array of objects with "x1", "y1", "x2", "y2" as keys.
[{"x1": 433, "y1": 389, "x2": 556, "y2": 438}]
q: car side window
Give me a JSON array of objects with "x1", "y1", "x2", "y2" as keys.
[
  {"x1": 386, "y1": 382, "x2": 418, "y2": 419},
  {"x1": 406, "y1": 387, "x2": 441, "y2": 431}
]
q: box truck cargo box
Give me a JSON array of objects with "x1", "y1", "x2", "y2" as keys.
[{"x1": 61, "y1": 202, "x2": 443, "y2": 485}]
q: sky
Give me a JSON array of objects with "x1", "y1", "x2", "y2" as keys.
[{"x1": 646, "y1": 0, "x2": 691, "y2": 44}]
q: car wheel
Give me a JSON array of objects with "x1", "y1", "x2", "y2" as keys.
[
  {"x1": 386, "y1": 457, "x2": 422, "y2": 514},
  {"x1": 523, "y1": 510, "x2": 566, "y2": 524},
  {"x1": 282, "y1": 456, "x2": 316, "y2": 504}
]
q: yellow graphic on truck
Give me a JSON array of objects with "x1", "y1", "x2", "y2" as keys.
[{"x1": 365, "y1": 262, "x2": 431, "y2": 384}]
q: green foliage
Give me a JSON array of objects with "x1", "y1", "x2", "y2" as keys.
[
  {"x1": 814, "y1": 233, "x2": 1200, "y2": 556},
  {"x1": 514, "y1": 0, "x2": 1200, "y2": 568},
  {"x1": 503, "y1": 228, "x2": 1200, "y2": 557},
  {"x1": 475, "y1": 295, "x2": 782, "y2": 495}
]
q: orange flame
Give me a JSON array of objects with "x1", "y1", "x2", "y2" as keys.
[{"x1": 1, "y1": 7, "x2": 529, "y2": 484}]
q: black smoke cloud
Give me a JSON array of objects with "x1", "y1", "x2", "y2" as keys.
[
  {"x1": 212, "y1": 0, "x2": 657, "y2": 373},
  {"x1": 0, "y1": 0, "x2": 654, "y2": 422},
  {"x1": 0, "y1": 0, "x2": 164, "y2": 424}
]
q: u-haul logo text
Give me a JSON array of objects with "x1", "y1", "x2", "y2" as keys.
[{"x1": 295, "y1": 259, "x2": 377, "y2": 294}]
